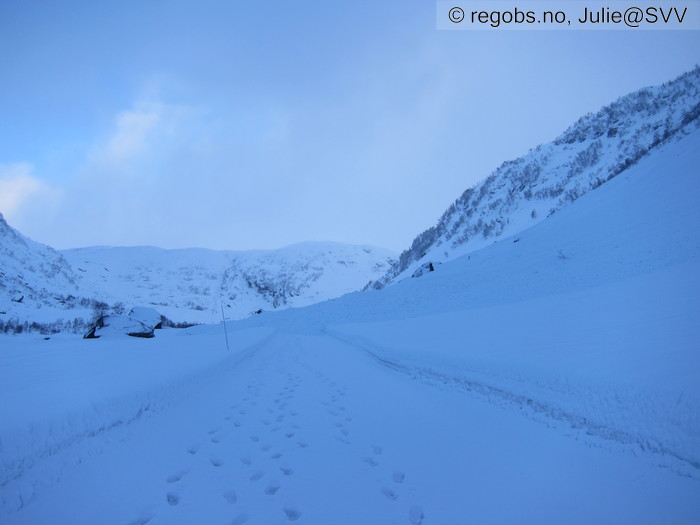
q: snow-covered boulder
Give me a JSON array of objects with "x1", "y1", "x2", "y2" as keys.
[
  {"x1": 128, "y1": 306, "x2": 163, "y2": 330},
  {"x1": 84, "y1": 314, "x2": 154, "y2": 339}
]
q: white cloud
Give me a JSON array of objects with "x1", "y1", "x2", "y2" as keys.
[
  {"x1": 0, "y1": 164, "x2": 61, "y2": 220},
  {"x1": 95, "y1": 107, "x2": 160, "y2": 166}
]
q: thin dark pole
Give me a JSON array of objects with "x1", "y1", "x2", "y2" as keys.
[{"x1": 221, "y1": 304, "x2": 230, "y2": 351}]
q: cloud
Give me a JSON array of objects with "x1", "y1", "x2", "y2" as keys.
[
  {"x1": 0, "y1": 164, "x2": 61, "y2": 220},
  {"x1": 93, "y1": 107, "x2": 160, "y2": 166}
]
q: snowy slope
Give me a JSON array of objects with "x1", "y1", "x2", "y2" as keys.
[
  {"x1": 62, "y1": 242, "x2": 395, "y2": 323},
  {"x1": 1, "y1": 213, "x2": 394, "y2": 331},
  {"x1": 239, "y1": 116, "x2": 700, "y2": 472},
  {"x1": 0, "y1": 214, "x2": 98, "y2": 333},
  {"x1": 369, "y1": 66, "x2": 700, "y2": 287}
]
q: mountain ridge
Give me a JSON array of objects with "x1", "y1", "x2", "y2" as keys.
[
  {"x1": 0, "y1": 217, "x2": 396, "y2": 332},
  {"x1": 368, "y1": 66, "x2": 700, "y2": 288}
]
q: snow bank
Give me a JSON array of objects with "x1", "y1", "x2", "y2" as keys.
[
  {"x1": 328, "y1": 258, "x2": 700, "y2": 473},
  {"x1": 0, "y1": 325, "x2": 274, "y2": 493}
]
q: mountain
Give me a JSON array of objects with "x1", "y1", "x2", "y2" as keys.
[
  {"x1": 368, "y1": 67, "x2": 700, "y2": 288},
  {"x1": 61, "y1": 243, "x2": 396, "y2": 324},
  {"x1": 1, "y1": 229, "x2": 395, "y2": 332},
  {"x1": 0, "y1": 213, "x2": 101, "y2": 333}
]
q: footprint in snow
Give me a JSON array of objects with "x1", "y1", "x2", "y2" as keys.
[
  {"x1": 380, "y1": 487, "x2": 398, "y2": 500},
  {"x1": 283, "y1": 507, "x2": 302, "y2": 521},
  {"x1": 166, "y1": 492, "x2": 180, "y2": 506},
  {"x1": 409, "y1": 505, "x2": 425, "y2": 525},
  {"x1": 223, "y1": 489, "x2": 237, "y2": 504},
  {"x1": 230, "y1": 513, "x2": 249, "y2": 525},
  {"x1": 249, "y1": 471, "x2": 264, "y2": 481},
  {"x1": 166, "y1": 471, "x2": 186, "y2": 483},
  {"x1": 362, "y1": 457, "x2": 378, "y2": 467},
  {"x1": 210, "y1": 457, "x2": 225, "y2": 467},
  {"x1": 393, "y1": 471, "x2": 405, "y2": 484},
  {"x1": 264, "y1": 483, "x2": 281, "y2": 496}
]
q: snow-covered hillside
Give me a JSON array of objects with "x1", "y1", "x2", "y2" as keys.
[
  {"x1": 236, "y1": 113, "x2": 700, "y2": 474},
  {"x1": 62, "y1": 243, "x2": 395, "y2": 324},
  {"x1": 0, "y1": 214, "x2": 100, "y2": 333},
  {"x1": 369, "y1": 67, "x2": 700, "y2": 288},
  {"x1": 1, "y1": 212, "x2": 394, "y2": 331}
]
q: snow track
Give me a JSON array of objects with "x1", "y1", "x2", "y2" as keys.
[
  {"x1": 0, "y1": 327, "x2": 275, "y2": 505},
  {"x1": 326, "y1": 329, "x2": 700, "y2": 477},
  {"x1": 3, "y1": 332, "x2": 700, "y2": 524}
]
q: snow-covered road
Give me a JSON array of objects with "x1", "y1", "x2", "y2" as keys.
[{"x1": 3, "y1": 331, "x2": 699, "y2": 525}]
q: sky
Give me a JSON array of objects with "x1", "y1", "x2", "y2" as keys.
[{"x1": 0, "y1": 1, "x2": 698, "y2": 253}]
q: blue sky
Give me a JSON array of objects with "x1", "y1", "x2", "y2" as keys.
[{"x1": 0, "y1": 0, "x2": 698, "y2": 251}]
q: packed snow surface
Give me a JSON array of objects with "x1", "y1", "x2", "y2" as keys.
[{"x1": 1, "y1": 88, "x2": 700, "y2": 523}]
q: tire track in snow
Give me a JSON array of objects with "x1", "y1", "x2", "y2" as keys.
[{"x1": 325, "y1": 330, "x2": 700, "y2": 478}]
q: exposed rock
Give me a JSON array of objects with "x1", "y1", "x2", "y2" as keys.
[
  {"x1": 412, "y1": 262, "x2": 439, "y2": 278},
  {"x1": 84, "y1": 312, "x2": 157, "y2": 339}
]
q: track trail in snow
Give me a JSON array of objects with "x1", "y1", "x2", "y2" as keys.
[
  {"x1": 134, "y1": 333, "x2": 425, "y2": 525},
  {"x1": 5, "y1": 334, "x2": 427, "y2": 525},
  {"x1": 4, "y1": 332, "x2": 700, "y2": 525}
]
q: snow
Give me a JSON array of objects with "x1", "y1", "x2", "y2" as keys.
[
  {"x1": 1, "y1": 79, "x2": 700, "y2": 523},
  {"x1": 0, "y1": 326, "x2": 275, "y2": 501},
  {"x1": 60, "y1": 242, "x2": 396, "y2": 324},
  {"x1": 2, "y1": 332, "x2": 698, "y2": 524},
  {"x1": 371, "y1": 67, "x2": 700, "y2": 287},
  {"x1": 0, "y1": 232, "x2": 395, "y2": 331}
]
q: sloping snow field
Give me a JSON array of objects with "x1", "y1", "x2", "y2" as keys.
[{"x1": 1, "y1": 125, "x2": 699, "y2": 523}]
